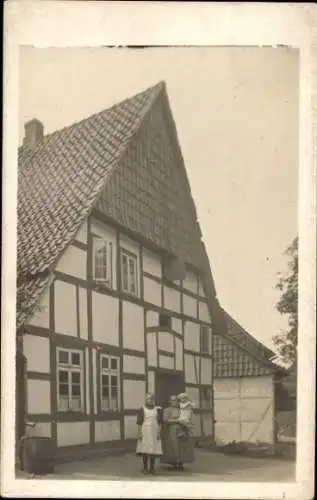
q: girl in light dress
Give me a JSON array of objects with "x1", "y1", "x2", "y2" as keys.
[
  {"x1": 176, "y1": 392, "x2": 195, "y2": 439},
  {"x1": 136, "y1": 393, "x2": 163, "y2": 475}
]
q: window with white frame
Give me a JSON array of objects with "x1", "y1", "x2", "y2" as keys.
[
  {"x1": 93, "y1": 236, "x2": 113, "y2": 286},
  {"x1": 120, "y1": 249, "x2": 138, "y2": 296},
  {"x1": 100, "y1": 354, "x2": 120, "y2": 411},
  {"x1": 200, "y1": 325, "x2": 210, "y2": 354},
  {"x1": 57, "y1": 348, "x2": 84, "y2": 412},
  {"x1": 201, "y1": 387, "x2": 212, "y2": 409}
]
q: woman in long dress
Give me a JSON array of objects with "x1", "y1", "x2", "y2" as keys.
[
  {"x1": 161, "y1": 395, "x2": 182, "y2": 471},
  {"x1": 176, "y1": 392, "x2": 195, "y2": 467},
  {"x1": 136, "y1": 393, "x2": 163, "y2": 475}
]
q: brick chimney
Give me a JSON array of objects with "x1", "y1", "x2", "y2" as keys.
[{"x1": 23, "y1": 119, "x2": 44, "y2": 148}]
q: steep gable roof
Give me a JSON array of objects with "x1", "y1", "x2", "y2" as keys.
[{"x1": 17, "y1": 81, "x2": 218, "y2": 329}]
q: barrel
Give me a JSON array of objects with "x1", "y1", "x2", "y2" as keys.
[{"x1": 20, "y1": 437, "x2": 56, "y2": 475}]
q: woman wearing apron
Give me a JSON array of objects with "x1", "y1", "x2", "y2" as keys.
[{"x1": 136, "y1": 393, "x2": 163, "y2": 475}]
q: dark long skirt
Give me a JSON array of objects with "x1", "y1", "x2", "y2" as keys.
[{"x1": 161, "y1": 422, "x2": 195, "y2": 464}]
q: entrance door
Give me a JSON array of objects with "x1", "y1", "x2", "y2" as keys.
[{"x1": 156, "y1": 371, "x2": 185, "y2": 409}]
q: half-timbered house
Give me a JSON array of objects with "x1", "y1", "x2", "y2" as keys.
[{"x1": 17, "y1": 81, "x2": 222, "y2": 458}]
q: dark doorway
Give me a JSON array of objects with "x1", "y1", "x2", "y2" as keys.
[
  {"x1": 16, "y1": 350, "x2": 27, "y2": 444},
  {"x1": 156, "y1": 370, "x2": 185, "y2": 409}
]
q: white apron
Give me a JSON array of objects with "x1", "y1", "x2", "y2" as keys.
[{"x1": 136, "y1": 406, "x2": 162, "y2": 456}]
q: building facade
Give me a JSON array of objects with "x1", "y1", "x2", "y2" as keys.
[{"x1": 17, "y1": 82, "x2": 219, "y2": 456}]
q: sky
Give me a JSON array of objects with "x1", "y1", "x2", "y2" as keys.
[{"x1": 18, "y1": 46, "x2": 299, "y2": 351}]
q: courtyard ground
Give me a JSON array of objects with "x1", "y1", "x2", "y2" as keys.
[{"x1": 17, "y1": 450, "x2": 296, "y2": 482}]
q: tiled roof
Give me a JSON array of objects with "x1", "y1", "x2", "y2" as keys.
[
  {"x1": 17, "y1": 82, "x2": 164, "y2": 328},
  {"x1": 212, "y1": 310, "x2": 285, "y2": 378},
  {"x1": 17, "y1": 81, "x2": 218, "y2": 329}
]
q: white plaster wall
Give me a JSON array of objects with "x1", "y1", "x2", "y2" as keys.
[
  {"x1": 184, "y1": 353, "x2": 199, "y2": 384},
  {"x1": 183, "y1": 294, "x2": 197, "y2": 319},
  {"x1": 122, "y1": 301, "x2": 144, "y2": 351},
  {"x1": 91, "y1": 219, "x2": 117, "y2": 289},
  {"x1": 201, "y1": 358, "x2": 212, "y2": 385},
  {"x1": 79, "y1": 287, "x2": 88, "y2": 340},
  {"x1": 147, "y1": 332, "x2": 157, "y2": 367},
  {"x1": 23, "y1": 335, "x2": 50, "y2": 373},
  {"x1": 123, "y1": 380, "x2": 146, "y2": 409},
  {"x1": 175, "y1": 337, "x2": 183, "y2": 371},
  {"x1": 183, "y1": 271, "x2": 198, "y2": 294},
  {"x1": 158, "y1": 331, "x2": 174, "y2": 353},
  {"x1": 213, "y1": 378, "x2": 240, "y2": 398},
  {"x1": 240, "y1": 376, "x2": 274, "y2": 398},
  {"x1": 198, "y1": 301, "x2": 211, "y2": 323},
  {"x1": 142, "y1": 248, "x2": 162, "y2": 278},
  {"x1": 27, "y1": 379, "x2": 51, "y2": 414},
  {"x1": 74, "y1": 220, "x2": 88, "y2": 244},
  {"x1": 123, "y1": 355, "x2": 145, "y2": 374},
  {"x1": 95, "y1": 421, "x2": 120, "y2": 442},
  {"x1": 57, "y1": 422, "x2": 90, "y2": 447},
  {"x1": 163, "y1": 286, "x2": 181, "y2": 313},
  {"x1": 124, "y1": 415, "x2": 138, "y2": 439},
  {"x1": 214, "y1": 398, "x2": 241, "y2": 422},
  {"x1": 203, "y1": 414, "x2": 214, "y2": 436},
  {"x1": 159, "y1": 355, "x2": 174, "y2": 370},
  {"x1": 55, "y1": 245, "x2": 87, "y2": 280},
  {"x1": 172, "y1": 317, "x2": 183, "y2": 334},
  {"x1": 26, "y1": 422, "x2": 52, "y2": 438},
  {"x1": 186, "y1": 386, "x2": 199, "y2": 407},
  {"x1": 144, "y1": 277, "x2": 162, "y2": 307},
  {"x1": 54, "y1": 281, "x2": 77, "y2": 337},
  {"x1": 184, "y1": 321, "x2": 200, "y2": 352},
  {"x1": 213, "y1": 376, "x2": 275, "y2": 444},
  {"x1": 146, "y1": 310, "x2": 159, "y2": 327},
  {"x1": 28, "y1": 287, "x2": 50, "y2": 329},
  {"x1": 215, "y1": 423, "x2": 241, "y2": 445},
  {"x1": 148, "y1": 370, "x2": 155, "y2": 394},
  {"x1": 85, "y1": 347, "x2": 90, "y2": 415},
  {"x1": 92, "y1": 292, "x2": 119, "y2": 345}
]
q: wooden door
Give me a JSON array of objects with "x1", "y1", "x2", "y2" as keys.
[{"x1": 156, "y1": 371, "x2": 185, "y2": 409}]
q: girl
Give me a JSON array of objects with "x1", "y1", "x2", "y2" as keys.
[
  {"x1": 136, "y1": 393, "x2": 163, "y2": 474},
  {"x1": 176, "y1": 393, "x2": 195, "y2": 439}
]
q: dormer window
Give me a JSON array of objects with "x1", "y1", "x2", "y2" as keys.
[{"x1": 93, "y1": 236, "x2": 113, "y2": 287}]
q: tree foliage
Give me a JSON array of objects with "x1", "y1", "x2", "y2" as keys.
[{"x1": 273, "y1": 237, "x2": 298, "y2": 366}]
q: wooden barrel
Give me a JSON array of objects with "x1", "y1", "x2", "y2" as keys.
[{"x1": 21, "y1": 437, "x2": 56, "y2": 475}]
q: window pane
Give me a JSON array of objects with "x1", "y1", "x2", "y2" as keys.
[
  {"x1": 110, "y1": 358, "x2": 117, "y2": 370},
  {"x1": 59, "y1": 370, "x2": 68, "y2": 383},
  {"x1": 58, "y1": 350, "x2": 69, "y2": 364},
  {"x1": 95, "y1": 239, "x2": 108, "y2": 280},
  {"x1": 71, "y1": 352, "x2": 81, "y2": 366},
  {"x1": 129, "y1": 258, "x2": 136, "y2": 293},
  {"x1": 59, "y1": 383, "x2": 69, "y2": 396},
  {"x1": 102, "y1": 374, "x2": 109, "y2": 386},
  {"x1": 71, "y1": 372, "x2": 80, "y2": 384},
  {"x1": 102, "y1": 386, "x2": 109, "y2": 398},
  {"x1": 111, "y1": 375, "x2": 117, "y2": 387},
  {"x1": 72, "y1": 384, "x2": 81, "y2": 396},
  {"x1": 102, "y1": 357, "x2": 109, "y2": 369}
]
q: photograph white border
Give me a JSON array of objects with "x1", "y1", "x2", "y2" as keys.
[{"x1": 2, "y1": 2, "x2": 316, "y2": 498}]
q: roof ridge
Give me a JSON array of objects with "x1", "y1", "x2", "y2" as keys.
[{"x1": 19, "y1": 81, "x2": 166, "y2": 154}]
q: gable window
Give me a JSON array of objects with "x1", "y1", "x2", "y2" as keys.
[
  {"x1": 200, "y1": 325, "x2": 210, "y2": 354},
  {"x1": 100, "y1": 354, "x2": 120, "y2": 411},
  {"x1": 201, "y1": 387, "x2": 212, "y2": 409},
  {"x1": 57, "y1": 348, "x2": 84, "y2": 412},
  {"x1": 93, "y1": 236, "x2": 113, "y2": 286},
  {"x1": 120, "y1": 249, "x2": 138, "y2": 296},
  {"x1": 159, "y1": 313, "x2": 171, "y2": 329}
]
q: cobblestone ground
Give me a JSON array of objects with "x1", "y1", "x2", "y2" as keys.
[{"x1": 17, "y1": 451, "x2": 295, "y2": 482}]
